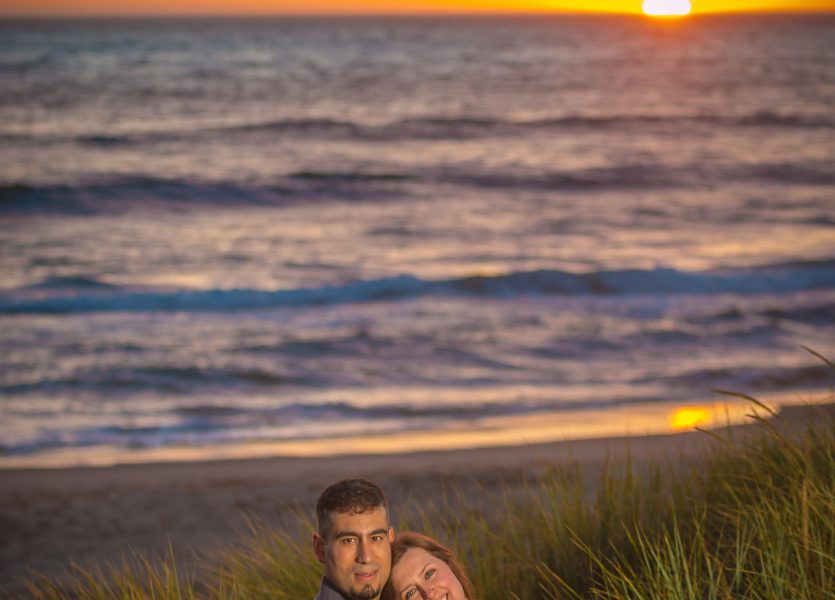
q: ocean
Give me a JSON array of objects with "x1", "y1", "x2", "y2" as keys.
[{"x1": 1, "y1": 14, "x2": 834, "y2": 466}]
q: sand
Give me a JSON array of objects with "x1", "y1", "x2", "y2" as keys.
[
  {"x1": 0, "y1": 431, "x2": 713, "y2": 594},
  {"x1": 1, "y1": 402, "x2": 831, "y2": 595}
]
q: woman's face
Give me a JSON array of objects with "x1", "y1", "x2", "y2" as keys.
[{"x1": 390, "y1": 547, "x2": 467, "y2": 600}]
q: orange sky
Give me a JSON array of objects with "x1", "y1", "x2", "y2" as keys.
[{"x1": 1, "y1": 0, "x2": 833, "y2": 17}]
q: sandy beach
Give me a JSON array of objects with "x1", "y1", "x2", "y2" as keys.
[
  {"x1": 0, "y1": 430, "x2": 716, "y2": 593},
  {"x1": 0, "y1": 403, "x2": 796, "y2": 597},
  {"x1": 2, "y1": 399, "x2": 832, "y2": 597}
]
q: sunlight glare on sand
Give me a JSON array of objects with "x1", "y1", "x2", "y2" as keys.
[{"x1": 642, "y1": 0, "x2": 692, "y2": 16}]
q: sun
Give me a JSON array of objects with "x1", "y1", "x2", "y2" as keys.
[{"x1": 642, "y1": 0, "x2": 692, "y2": 16}]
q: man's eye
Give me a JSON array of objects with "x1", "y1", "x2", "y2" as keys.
[
  {"x1": 341, "y1": 538, "x2": 357, "y2": 545},
  {"x1": 424, "y1": 568, "x2": 435, "y2": 580},
  {"x1": 371, "y1": 535, "x2": 383, "y2": 542}
]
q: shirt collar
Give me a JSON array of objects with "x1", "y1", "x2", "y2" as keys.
[{"x1": 318, "y1": 577, "x2": 352, "y2": 600}]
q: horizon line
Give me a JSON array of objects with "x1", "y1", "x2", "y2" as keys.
[{"x1": 3, "y1": 8, "x2": 835, "y2": 18}]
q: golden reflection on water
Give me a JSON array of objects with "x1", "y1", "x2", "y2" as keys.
[
  {"x1": 670, "y1": 406, "x2": 711, "y2": 430},
  {"x1": 4, "y1": 391, "x2": 824, "y2": 470}
]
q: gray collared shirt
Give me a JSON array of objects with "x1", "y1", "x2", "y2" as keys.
[{"x1": 313, "y1": 577, "x2": 351, "y2": 600}]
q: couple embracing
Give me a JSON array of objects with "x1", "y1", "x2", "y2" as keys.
[{"x1": 313, "y1": 478, "x2": 475, "y2": 600}]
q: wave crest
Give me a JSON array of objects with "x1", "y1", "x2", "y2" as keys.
[{"x1": 3, "y1": 261, "x2": 833, "y2": 314}]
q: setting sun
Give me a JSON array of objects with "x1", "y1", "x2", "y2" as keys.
[
  {"x1": 643, "y1": 0, "x2": 692, "y2": 16},
  {"x1": 3, "y1": 1, "x2": 835, "y2": 17}
]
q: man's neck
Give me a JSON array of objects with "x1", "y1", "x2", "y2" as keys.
[{"x1": 321, "y1": 576, "x2": 372, "y2": 600}]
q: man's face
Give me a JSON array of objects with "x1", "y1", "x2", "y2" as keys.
[{"x1": 313, "y1": 506, "x2": 394, "y2": 600}]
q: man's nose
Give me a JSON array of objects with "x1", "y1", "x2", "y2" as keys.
[{"x1": 355, "y1": 539, "x2": 371, "y2": 563}]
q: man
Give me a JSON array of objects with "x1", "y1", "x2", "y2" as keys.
[{"x1": 313, "y1": 478, "x2": 395, "y2": 600}]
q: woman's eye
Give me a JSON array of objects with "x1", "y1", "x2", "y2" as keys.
[
  {"x1": 404, "y1": 589, "x2": 416, "y2": 599},
  {"x1": 424, "y1": 568, "x2": 435, "y2": 580}
]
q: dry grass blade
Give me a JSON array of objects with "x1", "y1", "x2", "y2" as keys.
[
  {"x1": 711, "y1": 389, "x2": 777, "y2": 417},
  {"x1": 802, "y1": 345, "x2": 835, "y2": 370}
]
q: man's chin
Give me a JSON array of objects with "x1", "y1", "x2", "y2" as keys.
[{"x1": 349, "y1": 583, "x2": 382, "y2": 600}]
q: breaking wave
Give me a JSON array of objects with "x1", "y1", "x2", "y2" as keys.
[
  {"x1": 9, "y1": 110, "x2": 832, "y2": 147},
  {"x1": 4, "y1": 158, "x2": 834, "y2": 214},
  {"x1": 3, "y1": 261, "x2": 833, "y2": 314}
]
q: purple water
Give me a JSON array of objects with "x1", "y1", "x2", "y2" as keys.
[{"x1": 1, "y1": 14, "x2": 833, "y2": 464}]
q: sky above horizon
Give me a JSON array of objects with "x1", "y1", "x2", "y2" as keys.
[{"x1": 2, "y1": 0, "x2": 834, "y2": 17}]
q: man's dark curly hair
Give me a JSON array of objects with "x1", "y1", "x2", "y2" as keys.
[{"x1": 316, "y1": 478, "x2": 389, "y2": 537}]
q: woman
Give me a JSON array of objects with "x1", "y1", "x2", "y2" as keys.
[{"x1": 382, "y1": 531, "x2": 476, "y2": 600}]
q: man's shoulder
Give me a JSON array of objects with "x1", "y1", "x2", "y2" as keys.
[{"x1": 313, "y1": 577, "x2": 350, "y2": 600}]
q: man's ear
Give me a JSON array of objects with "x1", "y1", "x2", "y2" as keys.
[
  {"x1": 313, "y1": 532, "x2": 326, "y2": 564},
  {"x1": 387, "y1": 527, "x2": 395, "y2": 543}
]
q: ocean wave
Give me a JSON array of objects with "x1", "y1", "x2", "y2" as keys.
[
  {"x1": 444, "y1": 164, "x2": 681, "y2": 190},
  {"x1": 3, "y1": 261, "x2": 833, "y2": 314},
  {"x1": 5, "y1": 110, "x2": 830, "y2": 150},
  {"x1": 747, "y1": 162, "x2": 835, "y2": 186},
  {"x1": 0, "y1": 399, "x2": 548, "y2": 455},
  {"x1": 5, "y1": 156, "x2": 833, "y2": 215},
  {"x1": 177, "y1": 400, "x2": 518, "y2": 420},
  {"x1": 287, "y1": 171, "x2": 413, "y2": 183},
  {"x1": 0, "y1": 179, "x2": 267, "y2": 215},
  {"x1": 55, "y1": 111, "x2": 835, "y2": 146},
  {"x1": 0, "y1": 174, "x2": 411, "y2": 214},
  {"x1": 648, "y1": 364, "x2": 833, "y2": 391},
  {"x1": 23, "y1": 275, "x2": 119, "y2": 290},
  {"x1": 68, "y1": 119, "x2": 361, "y2": 147},
  {"x1": 688, "y1": 301, "x2": 835, "y2": 327},
  {"x1": 1, "y1": 365, "x2": 302, "y2": 395}
]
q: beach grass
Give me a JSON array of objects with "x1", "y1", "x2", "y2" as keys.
[{"x1": 17, "y1": 398, "x2": 834, "y2": 600}]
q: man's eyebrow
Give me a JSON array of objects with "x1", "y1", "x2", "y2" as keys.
[
  {"x1": 333, "y1": 528, "x2": 389, "y2": 538},
  {"x1": 333, "y1": 530, "x2": 360, "y2": 539}
]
